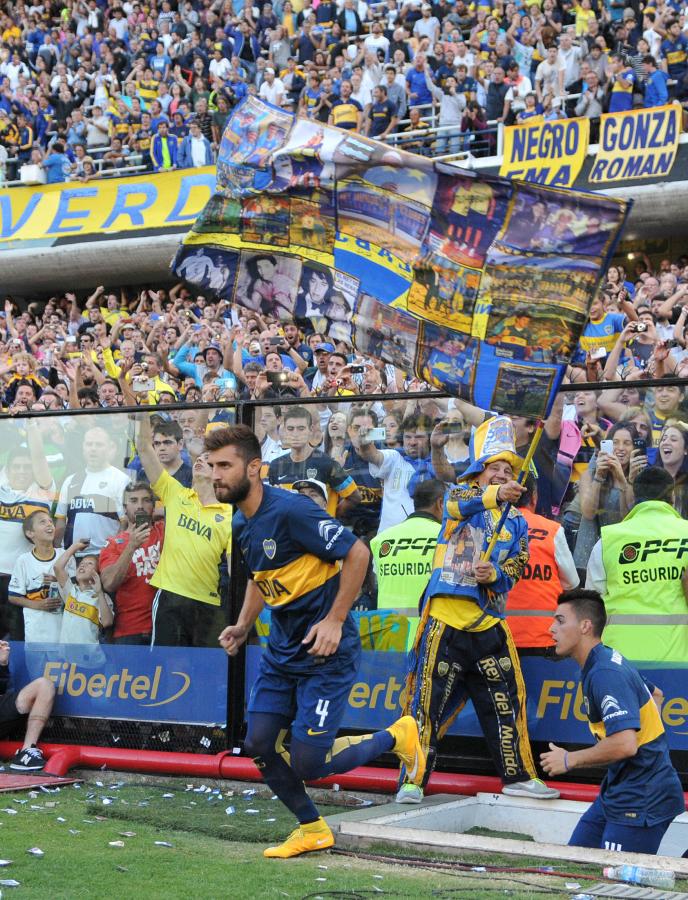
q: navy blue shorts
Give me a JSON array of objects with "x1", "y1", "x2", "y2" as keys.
[
  {"x1": 248, "y1": 654, "x2": 358, "y2": 747},
  {"x1": 569, "y1": 795, "x2": 673, "y2": 854}
]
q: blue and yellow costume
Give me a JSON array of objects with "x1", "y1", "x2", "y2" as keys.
[{"x1": 402, "y1": 417, "x2": 546, "y2": 793}]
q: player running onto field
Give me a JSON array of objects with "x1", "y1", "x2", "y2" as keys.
[{"x1": 207, "y1": 425, "x2": 424, "y2": 859}]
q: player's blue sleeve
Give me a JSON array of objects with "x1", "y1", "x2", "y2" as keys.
[
  {"x1": 589, "y1": 666, "x2": 641, "y2": 736},
  {"x1": 287, "y1": 496, "x2": 357, "y2": 562}
]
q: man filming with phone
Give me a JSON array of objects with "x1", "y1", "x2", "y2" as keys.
[{"x1": 99, "y1": 483, "x2": 164, "y2": 646}]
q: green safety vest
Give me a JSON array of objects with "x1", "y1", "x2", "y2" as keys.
[
  {"x1": 370, "y1": 512, "x2": 440, "y2": 651},
  {"x1": 601, "y1": 500, "x2": 688, "y2": 663}
]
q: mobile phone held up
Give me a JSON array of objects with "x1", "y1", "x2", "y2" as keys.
[{"x1": 364, "y1": 426, "x2": 386, "y2": 443}]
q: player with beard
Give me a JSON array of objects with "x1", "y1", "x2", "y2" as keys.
[{"x1": 205, "y1": 424, "x2": 425, "y2": 859}]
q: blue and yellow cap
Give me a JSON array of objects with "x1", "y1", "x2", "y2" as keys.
[{"x1": 459, "y1": 415, "x2": 522, "y2": 481}]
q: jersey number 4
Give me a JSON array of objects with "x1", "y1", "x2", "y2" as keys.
[{"x1": 315, "y1": 698, "x2": 330, "y2": 728}]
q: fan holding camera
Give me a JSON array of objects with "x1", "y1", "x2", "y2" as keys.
[
  {"x1": 254, "y1": 351, "x2": 310, "y2": 398},
  {"x1": 601, "y1": 315, "x2": 659, "y2": 380}
]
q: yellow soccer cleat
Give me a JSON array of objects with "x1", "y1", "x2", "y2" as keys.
[
  {"x1": 387, "y1": 715, "x2": 426, "y2": 788},
  {"x1": 263, "y1": 817, "x2": 334, "y2": 859}
]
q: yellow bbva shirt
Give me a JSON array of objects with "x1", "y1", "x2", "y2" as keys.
[{"x1": 150, "y1": 470, "x2": 232, "y2": 606}]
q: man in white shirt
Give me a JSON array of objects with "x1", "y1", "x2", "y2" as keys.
[
  {"x1": 356, "y1": 414, "x2": 449, "y2": 532},
  {"x1": 453, "y1": 41, "x2": 476, "y2": 76},
  {"x1": 413, "y1": 4, "x2": 440, "y2": 42},
  {"x1": 0, "y1": 425, "x2": 55, "y2": 641},
  {"x1": 505, "y1": 62, "x2": 533, "y2": 116},
  {"x1": 54, "y1": 426, "x2": 129, "y2": 552},
  {"x1": 209, "y1": 48, "x2": 232, "y2": 81},
  {"x1": 350, "y1": 71, "x2": 372, "y2": 112},
  {"x1": 259, "y1": 68, "x2": 286, "y2": 107},
  {"x1": 85, "y1": 105, "x2": 111, "y2": 148},
  {"x1": 535, "y1": 45, "x2": 565, "y2": 100},
  {"x1": 364, "y1": 22, "x2": 391, "y2": 60},
  {"x1": 643, "y1": 13, "x2": 663, "y2": 59},
  {"x1": 180, "y1": 119, "x2": 212, "y2": 168},
  {"x1": 557, "y1": 31, "x2": 584, "y2": 92}
]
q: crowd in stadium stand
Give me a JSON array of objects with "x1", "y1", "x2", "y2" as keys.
[
  {"x1": 0, "y1": 0, "x2": 685, "y2": 181},
  {"x1": 0, "y1": 250, "x2": 687, "y2": 652}
]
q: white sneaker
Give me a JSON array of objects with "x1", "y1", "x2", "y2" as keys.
[
  {"x1": 502, "y1": 778, "x2": 560, "y2": 800},
  {"x1": 395, "y1": 783, "x2": 424, "y2": 804}
]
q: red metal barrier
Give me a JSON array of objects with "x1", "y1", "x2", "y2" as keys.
[
  {"x1": 3, "y1": 740, "x2": 685, "y2": 806},
  {"x1": 0, "y1": 740, "x2": 603, "y2": 800}
]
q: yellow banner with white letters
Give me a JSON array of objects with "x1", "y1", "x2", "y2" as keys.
[
  {"x1": 499, "y1": 117, "x2": 590, "y2": 188},
  {"x1": 589, "y1": 104, "x2": 681, "y2": 184},
  {"x1": 0, "y1": 167, "x2": 216, "y2": 245}
]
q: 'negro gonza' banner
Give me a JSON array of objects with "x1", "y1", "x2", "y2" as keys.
[
  {"x1": 499, "y1": 117, "x2": 590, "y2": 188},
  {"x1": 589, "y1": 103, "x2": 681, "y2": 184},
  {"x1": 173, "y1": 97, "x2": 628, "y2": 418}
]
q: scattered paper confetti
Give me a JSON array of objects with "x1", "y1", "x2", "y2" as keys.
[
  {"x1": 154, "y1": 841, "x2": 173, "y2": 848},
  {"x1": 0, "y1": 879, "x2": 20, "y2": 887},
  {"x1": 26, "y1": 848, "x2": 44, "y2": 857},
  {"x1": 119, "y1": 832, "x2": 136, "y2": 838},
  {"x1": 0, "y1": 861, "x2": 11, "y2": 868},
  {"x1": 225, "y1": 807, "x2": 235, "y2": 815},
  {"x1": 108, "y1": 841, "x2": 125, "y2": 848}
]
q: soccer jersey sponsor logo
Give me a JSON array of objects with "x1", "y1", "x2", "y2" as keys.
[
  {"x1": 317, "y1": 519, "x2": 343, "y2": 550},
  {"x1": 601, "y1": 694, "x2": 621, "y2": 715},
  {"x1": 176, "y1": 512, "x2": 212, "y2": 540}
]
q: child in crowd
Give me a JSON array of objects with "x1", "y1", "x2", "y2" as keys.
[{"x1": 54, "y1": 540, "x2": 114, "y2": 645}]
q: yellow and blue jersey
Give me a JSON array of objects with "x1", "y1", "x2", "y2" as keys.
[
  {"x1": 575, "y1": 311, "x2": 626, "y2": 361},
  {"x1": 662, "y1": 35, "x2": 688, "y2": 77},
  {"x1": 423, "y1": 482, "x2": 529, "y2": 622},
  {"x1": 233, "y1": 484, "x2": 359, "y2": 670},
  {"x1": 582, "y1": 643, "x2": 684, "y2": 826},
  {"x1": 267, "y1": 449, "x2": 358, "y2": 517},
  {"x1": 330, "y1": 98, "x2": 362, "y2": 130},
  {"x1": 608, "y1": 69, "x2": 635, "y2": 113}
]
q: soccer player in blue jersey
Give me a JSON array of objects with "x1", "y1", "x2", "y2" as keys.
[
  {"x1": 206, "y1": 425, "x2": 424, "y2": 859},
  {"x1": 541, "y1": 588, "x2": 684, "y2": 854}
]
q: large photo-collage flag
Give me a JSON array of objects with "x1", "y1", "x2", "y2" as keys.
[{"x1": 172, "y1": 97, "x2": 630, "y2": 418}]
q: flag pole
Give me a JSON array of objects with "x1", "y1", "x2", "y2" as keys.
[{"x1": 480, "y1": 419, "x2": 544, "y2": 561}]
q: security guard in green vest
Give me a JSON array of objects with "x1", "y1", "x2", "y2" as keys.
[
  {"x1": 586, "y1": 466, "x2": 688, "y2": 663},
  {"x1": 370, "y1": 479, "x2": 445, "y2": 652}
]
